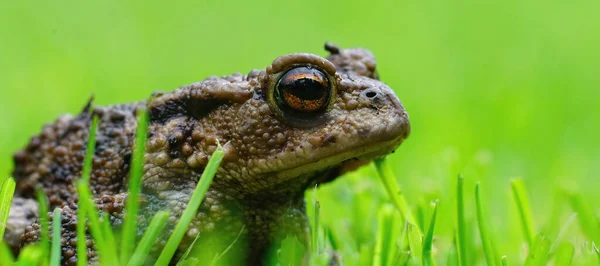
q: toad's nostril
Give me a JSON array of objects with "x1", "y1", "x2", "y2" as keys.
[{"x1": 365, "y1": 90, "x2": 377, "y2": 98}]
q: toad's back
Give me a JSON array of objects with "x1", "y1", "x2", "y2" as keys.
[{"x1": 13, "y1": 102, "x2": 143, "y2": 204}]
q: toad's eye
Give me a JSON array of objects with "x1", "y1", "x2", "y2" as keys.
[{"x1": 275, "y1": 66, "x2": 331, "y2": 113}]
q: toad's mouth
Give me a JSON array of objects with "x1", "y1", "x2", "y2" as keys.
[{"x1": 269, "y1": 134, "x2": 406, "y2": 181}]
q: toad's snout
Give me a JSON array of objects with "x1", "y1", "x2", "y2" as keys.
[
  {"x1": 360, "y1": 86, "x2": 403, "y2": 110},
  {"x1": 355, "y1": 84, "x2": 410, "y2": 143}
]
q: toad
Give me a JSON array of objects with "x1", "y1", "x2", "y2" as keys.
[{"x1": 5, "y1": 43, "x2": 410, "y2": 265}]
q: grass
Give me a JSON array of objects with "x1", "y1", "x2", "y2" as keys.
[
  {"x1": 0, "y1": 92, "x2": 597, "y2": 265},
  {"x1": 1, "y1": 1, "x2": 599, "y2": 264},
  {"x1": 374, "y1": 159, "x2": 420, "y2": 234},
  {"x1": 475, "y1": 183, "x2": 498, "y2": 266},
  {"x1": 0, "y1": 108, "x2": 229, "y2": 265},
  {"x1": 0, "y1": 177, "x2": 15, "y2": 240},
  {"x1": 50, "y1": 208, "x2": 62, "y2": 266},
  {"x1": 511, "y1": 179, "x2": 536, "y2": 246},
  {"x1": 3, "y1": 128, "x2": 597, "y2": 265},
  {"x1": 121, "y1": 108, "x2": 148, "y2": 265},
  {"x1": 155, "y1": 139, "x2": 224, "y2": 265},
  {"x1": 422, "y1": 200, "x2": 438, "y2": 266},
  {"x1": 77, "y1": 115, "x2": 98, "y2": 266},
  {"x1": 456, "y1": 174, "x2": 468, "y2": 266},
  {"x1": 127, "y1": 210, "x2": 170, "y2": 266}
]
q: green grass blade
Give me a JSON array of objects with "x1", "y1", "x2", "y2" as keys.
[
  {"x1": 407, "y1": 223, "x2": 423, "y2": 264},
  {"x1": 0, "y1": 176, "x2": 5, "y2": 193},
  {"x1": 17, "y1": 245, "x2": 43, "y2": 266},
  {"x1": 475, "y1": 183, "x2": 497, "y2": 266},
  {"x1": 156, "y1": 143, "x2": 225, "y2": 266},
  {"x1": 501, "y1": 255, "x2": 507, "y2": 266},
  {"x1": 374, "y1": 158, "x2": 420, "y2": 235},
  {"x1": 81, "y1": 115, "x2": 98, "y2": 184},
  {"x1": 358, "y1": 244, "x2": 373, "y2": 266},
  {"x1": 549, "y1": 212, "x2": 577, "y2": 254},
  {"x1": 445, "y1": 239, "x2": 458, "y2": 266},
  {"x1": 0, "y1": 241, "x2": 15, "y2": 263},
  {"x1": 50, "y1": 208, "x2": 62, "y2": 266},
  {"x1": 308, "y1": 252, "x2": 331, "y2": 266},
  {"x1": 211, "y1": 224, "x2": 246, "y2": 266},
  {"x1": 373, "y1": 204, "x2": 388, "y2": 266},
  {"x1": 594, "y1": 242, "x2": 599, "y2": 263},
  {"x1": 395, "y1": 252, "x2": 410, "y2": 266},
  {"x1": 398, "y1": 219, "x2": 409, "y2": 259},
  {"x1": 325, "y1": 225, "x2": 338, "y2": 252},
  {"x1": 101, "y1": 212, "x2": 117, "y2": 259},
  {"x1": 121, "y1": 108, "x2": 149, "y2": 265},
  {"x1": 277, "y1": 235, "x2": 305, "y2": 266},
  {"x1": 415, "y1": 201, "x2": 427, "y2": 233},
  {"x1": 541, "y1": 190, "x2": 563, "y2": 237},
  {"x1": 76, "y1": 114, "x2": 98, "y2": 266},
  {"x1": 523, "y1": 234, "x2": 550, "y2": 266},
  {"x1": 311, "y1": 186, "x2": 320, "y2": 254},
  {"x1": 422, "y1": 200, "x2": 438, "y2": 266},
  {"x1": 0, "y1": 177, "x2": 16, "y2": 239},
  {"x1": 456, "y1": 174, "x2": 467, "y2": 266},
  {"x1": 177, "y1": 227, "x2": 201, "y2": 265},
  {"x1": 127, "y1": 211, "x2": 170, "y2": 266},
  {"x1": 510, "y1": 179, "x2": 536, "y2": 246},
  {"x1": 565, "y1": 190, "x2": 600, "y2": 244},
  {"x1": 373, "y1": 204, "x2": 399, "y2": 266},
  {"x1": 553, "y1": 242, "x2": 574, "y2": 265},
  {"x1": 36, "y1": 190, "x2": 50, "y2": 264},
  {"x1": 386, "y1": 214, "x2": 402, "y2": 266},
  {"x1": 76, "y1": 198, "x2": 87, "y2": 266},
  {"x1": 76, "y1": 180, "x2": 118, "y2": 265}
]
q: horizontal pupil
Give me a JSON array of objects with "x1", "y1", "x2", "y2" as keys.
[{"x1": 283, "y1": 78, "x2": 327, "y2": 101}]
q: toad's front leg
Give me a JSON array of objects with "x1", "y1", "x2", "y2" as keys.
[{"x1": 5, "y1": 197, "x2": 39, "y2": 255}]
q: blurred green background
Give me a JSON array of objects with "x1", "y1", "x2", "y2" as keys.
[{"x1": 1, "y1": 0, "x2": 599, "y2": 264}]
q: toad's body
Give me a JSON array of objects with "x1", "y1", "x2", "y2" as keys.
[{"x1": 5, "y1": 44, "x2": 410, "y2": 265}]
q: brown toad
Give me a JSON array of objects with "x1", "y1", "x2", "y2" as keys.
[{"x1": 5, "y1": 43, "x2": 410, "y2": 265}]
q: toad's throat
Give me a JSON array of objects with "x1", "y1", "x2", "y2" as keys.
[{"x1": 265, "y1": 134, "x2": 406, "y2": 181}]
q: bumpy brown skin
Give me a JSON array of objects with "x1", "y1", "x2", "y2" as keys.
[{"x1": 6, "y1": 43, "x2": 410, "y2": 265}]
